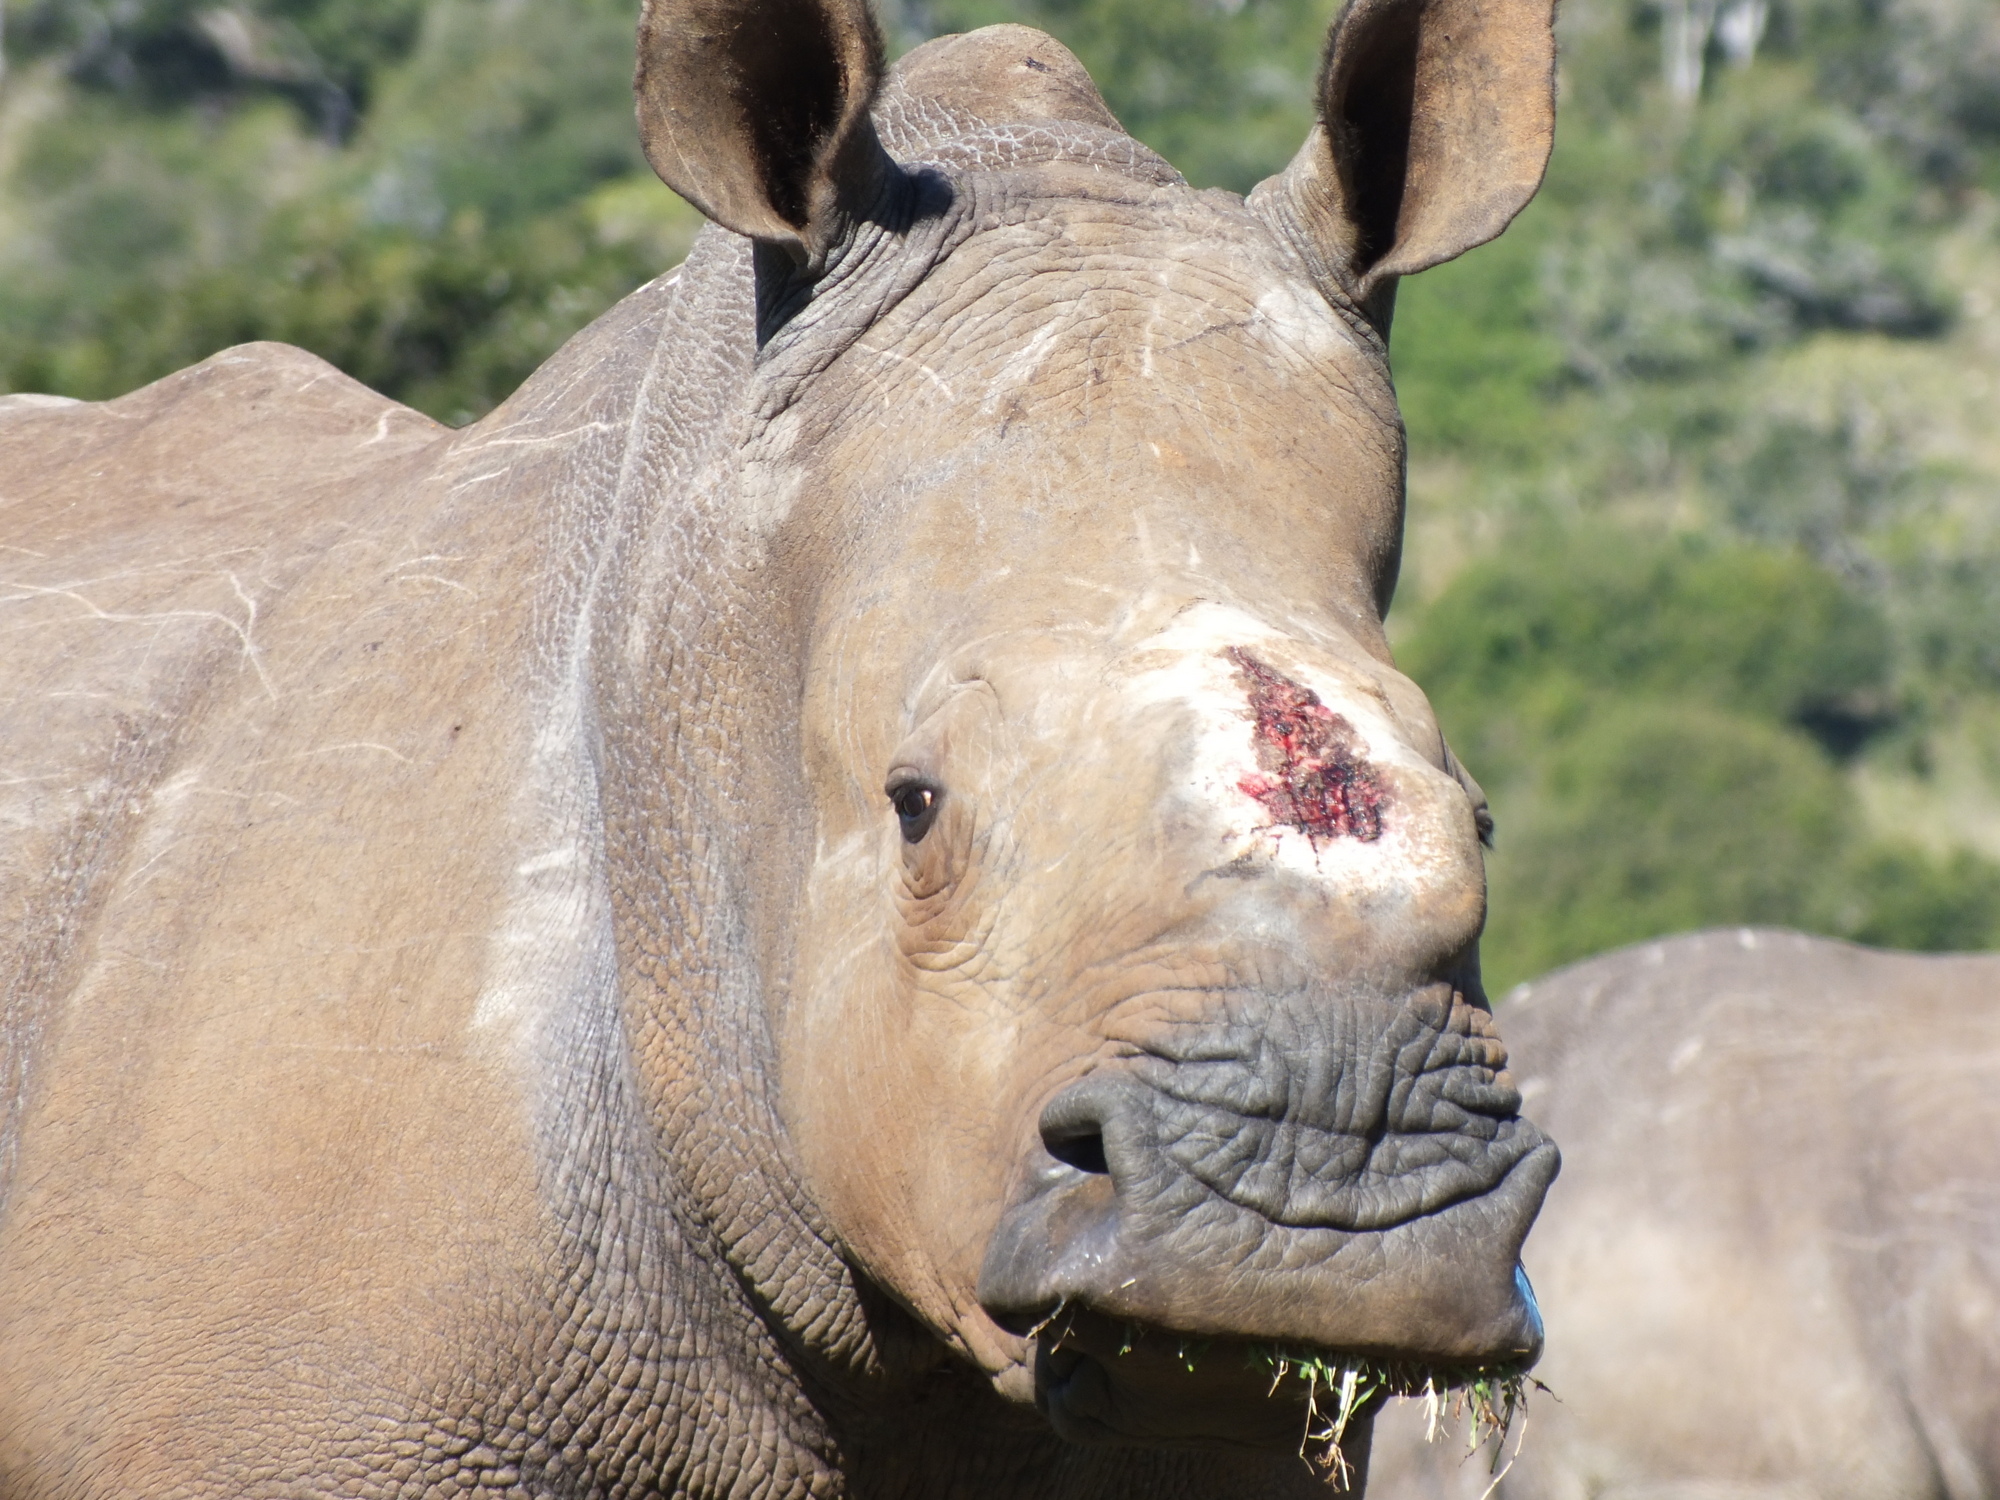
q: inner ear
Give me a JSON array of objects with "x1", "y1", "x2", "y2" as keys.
[
  {"x1": 635, "y1": 0, "x2": 890, "y2": 264},
  {"x1": 1330, "y1": 15, "x2": 1419, "y2": 277},
  {"x1": 737, "y1": 0, "x2": 847, "y2": 231},
  {"x1": 1251, "y1": 0, "x2": 1555, "y2": 318}
]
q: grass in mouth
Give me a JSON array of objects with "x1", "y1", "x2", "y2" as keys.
[
  {"x1": 1033, "y1": 1307, "x2": 1546, "y2": 1493},
  {"x1": 1252, "y1": 1347, "x2": 1545, "y2": 1493}
]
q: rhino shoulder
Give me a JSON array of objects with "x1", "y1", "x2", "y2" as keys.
[
  {"x1": 2, "y1": 342, "x2": 444, "y2": 532},
  {"x1": 0, "y1": 345, "x2": 458, "y2": 1040}
]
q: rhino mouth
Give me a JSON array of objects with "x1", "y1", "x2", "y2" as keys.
[
  {"x1": 1032, "y1": 1311, "x2": 1321, "y2": 1451},
  {"x1": 977, "y1": 984, "x2": 1558, "y2": 1446},
  {"x1": 1026, "y1": 1307, "x2": 1538, "y2": 1458}
]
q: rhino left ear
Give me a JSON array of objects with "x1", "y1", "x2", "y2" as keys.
[
  {"x1": 634, "y1": 0, "x2": 893, "y2": 267},
  {"x1": 1251, "y1": 0, "x2": 1556, "y2": 324}
]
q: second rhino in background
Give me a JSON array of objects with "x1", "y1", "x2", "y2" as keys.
[{"x1": 1370, "y1": 928, "x2": 2000, "y2": 1500}]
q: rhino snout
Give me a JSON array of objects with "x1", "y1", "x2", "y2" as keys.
[{"x1": 977, "y1": 987, "x2": 1559, "y2": 1407}]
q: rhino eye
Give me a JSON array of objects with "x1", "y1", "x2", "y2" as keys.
[{"x1": 890, "y1": 782, "x2": 940, "y2": 843}]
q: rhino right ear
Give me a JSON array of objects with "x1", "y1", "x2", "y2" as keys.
[
  {"x1": 1251, "y1": 0, "x2": 1557, "y2": 326},
  {"x1": 634, "y1": 0, "x2": 894, "y2": 268}
]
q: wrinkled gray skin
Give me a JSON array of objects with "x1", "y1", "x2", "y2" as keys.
[
  {"x1": 0, "y1": 6, "x2": 1560, "y2": 1497},
  {"x1": 1370, "y1": 929, "x2": 2000, "y2": 1500}
]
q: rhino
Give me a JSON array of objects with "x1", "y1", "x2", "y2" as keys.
[
  {"x1": 1368, "y1": 929, "x2": 2000, "y2": 1500},
  {"x1": 0, "y1": 0, "x2": 1561, "y2": 1492}
]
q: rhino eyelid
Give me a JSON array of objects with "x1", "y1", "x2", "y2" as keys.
[{"x1": 886, "y1": 777, "x2": 942, "y2": 843}]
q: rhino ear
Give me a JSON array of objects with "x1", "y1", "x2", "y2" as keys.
[
  {"x1": 1251, "y1": 0, "x2": 1556, "y2": 323},
  {"x1": 634, "y1": 0, "x2": 893, "y2": 267}
]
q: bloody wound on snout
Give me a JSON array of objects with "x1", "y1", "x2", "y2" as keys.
[{"x1": 1227, "y1": 647, "x2": 1385, "y2": 844}]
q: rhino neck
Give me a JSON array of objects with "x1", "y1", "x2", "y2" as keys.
[{"x1": 457, "y1": 201, "x2": 1056, "y2": 1482}]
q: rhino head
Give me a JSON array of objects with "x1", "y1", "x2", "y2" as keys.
[{"x1": 630, "y1": 0, "x2": 1559, "y2": 1467}]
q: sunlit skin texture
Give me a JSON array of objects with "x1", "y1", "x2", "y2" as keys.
[
  {"x1": 780, "y1": 186, "x2": 1513, "y2": 1398},
  {"x1": 0, "y1": 10, "x2": 1560, "y2": 1497}
]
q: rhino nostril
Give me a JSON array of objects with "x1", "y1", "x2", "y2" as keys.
[
  {"x1": 1037, "y1": 1075, "x2": 1134, "y2": 1176},
  {"x1": 1044, "y1": 1128, "x2": 1109, "y2": 1175}
]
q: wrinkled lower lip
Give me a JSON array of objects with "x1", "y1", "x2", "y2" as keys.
[{"x1": 979, "y1": 1130, "x2": 1559, "y2": 1366}]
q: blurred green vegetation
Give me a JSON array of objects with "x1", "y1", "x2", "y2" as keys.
[
  {"x1": 1398, "y1": 527, "x2": 2000, "y2": 981},
  {"x1": 0, "y1": 0, "x2": 703, "y2": 421},
  {"x1": 1377, "y1": 0, "x2": 2000, "y2": 984},
  {"x1": 3, "y1": 0, "x2": 1998, "y2": 982}
]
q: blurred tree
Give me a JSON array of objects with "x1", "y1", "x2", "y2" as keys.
[
  {"x1": 7, "y1": 0, "x2": 430, "y2": 134},
  {"x1": 1382, "y1": 0, "x2": 2000, "y2": 983},
  {"x1": 0, "y1": 0, "x2": 702, "y2": 422},
  {"x1": 1482, "y1": 700, "x2": 1852, "y2": 982},
  {"x1": 1401, "y1": 526, "x2": 2000, "y2": 988},
  {"x1": 1404, "y1": 525, "x2": 1895, "y2": 764}
]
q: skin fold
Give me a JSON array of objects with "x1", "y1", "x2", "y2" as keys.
[{"x1": 0, "y1": 5, "x2": 1559, "y2": 1496}]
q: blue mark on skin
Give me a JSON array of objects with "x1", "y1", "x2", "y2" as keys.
[{"x1": 1516, "y1": 1264, "x2": 1544, "y2": 1344}]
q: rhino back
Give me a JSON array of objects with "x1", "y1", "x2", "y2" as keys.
[
  {"x1": 0, "y1": 231, "x2": 750, "y2": 1178},
  {"x1": 1, "y1": 344, "x2": 447, "y2": 1189},
  {"x1": 1370, "y1": 929, "x2": 2000, "y2": 1500},
  {"x1": 0, "y1": 343, "x2": 556, "y2": 1472},
  {"x1": 0, "y1": 249, "x2": 769, "y2": 1478}
]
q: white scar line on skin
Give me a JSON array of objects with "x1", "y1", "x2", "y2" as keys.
[
  {"x1": 1061, "y1": 576, "x2": 1125, "y2": 600},
  {"x1": 229, "y1": 742, "x2": 413, "y2": 768},
  {"x1": 986, "y1": 320, "x2": 1064, "y2": 404},
  {"x1": 300, "y1": 741, "x2": 411, "y2": 762},
  {"x1": 514, "y1": 846, "x2": 577, "y2": 877},
  {"x1": 2, "y1": 574, "x2": 277, "y2": 700},
  {"x1": 0, "y1": 770, "x2": 73, "y2": 788},
  {"x1": 449, "y1": 468, "x2": 513, "y2": 490},
  {"x1": 855, "y1": 342, "x2": 956, "y2": 400},
  {"x1": 394, "y1": 574, "x2": 477, "y2": 596},
  {"x1": 465, "y1": 421, "x2": 619, "y2": 449}
]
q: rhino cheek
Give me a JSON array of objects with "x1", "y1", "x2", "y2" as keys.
[{"x1": 783, "y1": 846, "x2": 1043, "y2": 1373}]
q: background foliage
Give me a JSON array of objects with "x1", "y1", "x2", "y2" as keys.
[{"x1": 4, "y1": 0, "x2": 1998, "y2": 985}]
